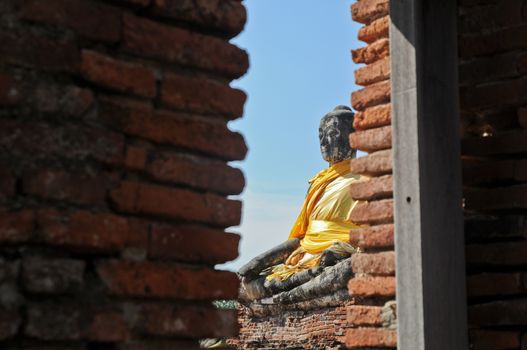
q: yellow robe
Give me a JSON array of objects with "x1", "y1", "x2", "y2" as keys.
[
  {"x1": 266, "y1": 160, "x2": 363, "y2": 281},
  {"x1": 299, "y1": 171, "x2": 363, "y2": 253},
  {"x1": 289, "y1": 159, "x2": 363, "y2": 254}
]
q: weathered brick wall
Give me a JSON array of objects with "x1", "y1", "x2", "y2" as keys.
[
  {"x1": 234, "y1": 302, "x2": 351, "y2": 350},
  {"x1": 347, "y1": 0, "x2": 396, "y2": 349},
  {"x1": 0, "y1": 0, "x2": 247, "y2": 348},
  {"x1": 235, "y1": 1, "x2": 395, "y2": 349},
  {"x1": 459, "y1": 0, "x2": 527, "y2": 348}
]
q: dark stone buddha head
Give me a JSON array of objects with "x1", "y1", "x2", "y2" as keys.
[{"x1": 319, "y1": 105, "x2": 356, "y2": 164}]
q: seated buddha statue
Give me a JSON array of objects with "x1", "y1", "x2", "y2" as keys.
[{"x1": 239, "y1": 106, "x2": 364, "y2": 304}]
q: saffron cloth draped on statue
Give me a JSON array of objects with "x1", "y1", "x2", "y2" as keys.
[
  {"x1": 266, "y1": 159, "x2": 363, "y2": 281},
  {"x1": 289, "y1": 159, "x2": 362, "y2": 253}
]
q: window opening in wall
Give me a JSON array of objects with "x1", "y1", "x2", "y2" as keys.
[{"x1": 207, "y1": 1, "x2": 395, "y2": 349}]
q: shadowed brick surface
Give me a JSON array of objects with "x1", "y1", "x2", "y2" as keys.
[
  {"x1": 0, "y1": 0, "x2": 247, "y2": 347},
  {"x1": 460, "y1": 0, "x2": 527, "y2": 347}
]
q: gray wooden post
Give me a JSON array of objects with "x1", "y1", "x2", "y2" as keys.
[{"x1": 390, "y1": 0, "x2": 469, "y2": 349}]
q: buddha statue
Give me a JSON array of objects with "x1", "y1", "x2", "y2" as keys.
[{"x1": 238, "y1": 106, "x2": 364, "y2": 306}]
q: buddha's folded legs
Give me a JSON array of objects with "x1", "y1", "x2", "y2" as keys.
[
  {"x1": 264, "y1": 266, "x2": 324, "y2": 294},
  {"x1": 273, "y1": 257, "x2": 353, "y2": 304}
]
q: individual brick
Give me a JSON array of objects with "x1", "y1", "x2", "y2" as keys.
[
  {"x1": 466, "y1": 241, "x2": 527, "y2": 266},
  {"x1": 22, "y1": 169, "x2": 117, "y2": 206},
  {"x1": 461, "y1": 77, "x2": 527, "y2": 111},
  {"x1": 81, "y1": 51, "x2": 156, "y2": 98},
  {"x1": 351, "y1": 80, "x2": 391, "y2": 111},
  {"x1": 353, "y1": 103, "x2": 391, "y2": 130},
  {"x1": 355, "y1": 56, "x2": 390, "y2": 86},
  {"x1": 110, "y1": 180, "x2": 241, "y2": 227},
  {"x1": 146, "y1": 151, "x2": 245, "y2": 195},
  {"x1": 459, "y1": 51, "x2": 525, "y2": 86},
  {"x1": 161, "y1": 73, "x2": 247, "y2": 119},
  {"x1": 465, "y1": 185, "x2": 527, "y2": 211},
  {"x1": 0, "y1": 209, "x2": 35, "y2": 243},
  {"x1": 347, "y1": 305, "x2": 383, "y2": 326},
  {"x1": 126, "y1": 146, "x2": 245, "y2": 195},
  {"x1": 465, "y1": 215, "x2": 527, "y2": 243},
  {"x1": 349, "y1": 125, "x2": 392, "y2": 153},
  {"x1": 3, "y1": 73, "x2": 94, "y2": 116},
  {"x1": 97, "y1": 260, "x2": 239, "y2": 300},
  {"x1": 463, "y1": 158, "x2": 527, "y2": 185},
  {"x1": 135, "y1": 303, "x2": 238, "y2": 339},
  {"x1": 34, "y1": 84, "x2": 94, "y2": 117},
  {"x1": 98, "y1": 98, "x2": 247, "y2": 160},
  {"x1": 19, "y1": 0, "x2": 121, "y2": 43},
  {"x1": 37, "y1": 209, "x2": 148, "y2": 253},
  {"x1": 469, "y1": 330, "x2": 520, "y2": 350},
  {"x1": 351, "y1": 0, "x2": 389, "y2": 25},
  {"x1": 349, "y1": 175, "x2": 393, "y2": 201},
  {"x1": 462, "y1": 130, "x2": 527, "y2": 156},
  {"x1": 0, "y1": 120, "x2": 124, "y2": 166},
  {"x1": 358, "y1": 16, "x2": 389, "y2": 44},
  {"x1": 123, "y1": 14, "x2": 248, "y2": 79},
  {"x1": 459, "y1": 24, "x2": 527, "y2": 58},
  {"x1": 468, "y1": 299, "x2": 527, "y2": 326},
  {"x1": 350, "y1": 199, "x2": 394, "y2": 225},
  {"x1": 350, "y1": 149, "x2": 392, "y2": 176},
  {"x1": 138, "y1": 110, "x2": 245, "y2": 161},
  {"x1": 0, "y1": 30, "x2": 79, "y2": 72},
  {"x1": 352, "y1": 38, "x2": 389, "y2": 65},
  {"x1": 25, "y1": 303, "x2": 129, "y2": 341},
  {"x1": 349, "y1": 224, "x2": 394, "y2": 249},
  {"x1": 348, "y1": 276, "x2": 396, "y2": 298},
  {"x1": 467, "y1": 273, "x2": 527, "y2": 298},
  {"x1": 151, "y1": 0, "x2": 247, "y2": 38},
  {"x1": 345, "y1": 327, "x2": 397, "y2": 348},
  {"x1": 149, "y1": 223, "x2": 240, "y2": 264},
  {"x1": 21, "y1": 257, "x2": 85, "y2": 294},
  {"x1": 352, "y1": 252, "x2": 395, "y2": 276}
]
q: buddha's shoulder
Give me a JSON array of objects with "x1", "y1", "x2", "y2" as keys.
[
  {"x1": 327, "y1": 173, "x2": 367, "y2": 190},
  {"x1": 340, "y1": 173, "x2": 368, "y2": 183}
]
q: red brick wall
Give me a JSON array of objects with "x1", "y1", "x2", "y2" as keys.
[
  {"x1": 459, "y1": 0, "x2": 527, "y2": 348},
  {"x1": 347, "y1": 0, "x2": 396, "y2": 349},
  {"x1": 0, "y1": 0, "x2": 247, "y2": 348}
]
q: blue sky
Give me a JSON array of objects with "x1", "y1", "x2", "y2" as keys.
[{"x1": 224, "y1": 0, "x2": 363, "y2": 270}]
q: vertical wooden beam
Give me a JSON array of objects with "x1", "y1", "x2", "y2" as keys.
[{"x1": 390, "y1": 1, "x2": 468, "y2": 349}]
